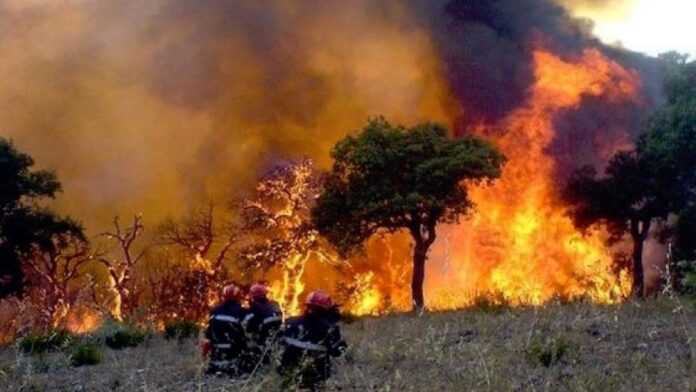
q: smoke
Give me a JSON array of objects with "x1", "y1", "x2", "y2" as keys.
[
  {"x1": 0, "y1": 0, "x2": 659, "y2": 231},
  {"x1": 0, "y1": 1, "x2": 457, "y2": 229}
]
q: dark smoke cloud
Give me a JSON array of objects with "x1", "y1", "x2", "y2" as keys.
[
  {"x1": 417, "y1": 0, "x2": 650, "y2": 125},
  {"x1": 0, "y1": 0, "x2": 660, "y2": 231},
  {"x1": 416, "y1": 0, "x2": 659, "y2": 181}
]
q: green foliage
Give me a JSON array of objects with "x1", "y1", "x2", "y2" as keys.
[
  {"x1": 0, "y1": 137, "x2": 84, "y2": 298},
  {"x1": 638, "y1": 59, "x2": 696, "y2": 209},
  {"x1": 70, "y1": 343, "x2": 102, "y2": 367},
  {"x1": 313, "y1": 117, "x2": 506, "y2": 257},
  {"x1": 681, "y1": 269, "x2": 696, "y2": 295},
  {"x1": 565, "y1": 57, "x2": 696, "y2": 297},
  {"x1": 17, "y1": 330, "x2": 73, "y2": 354},
  {"x1": 564, "y1": 152, "x2": 668, "y2": 241},
  {"x1": 671, "y1": 206, "x2": 696, "y2": 294},
  {"x1": 673, "y1": 206, "x2": 696, "y2": 261},
  {"x1": 526, "y1": 336, "x2": 573, "y2": 368},
  {"x1": 164, "y1": 320, "x2": 200, "y2": 340},
  {"x1": 104, "y1": 326, "x2": 148, "y2": 350},
  {"x1": 313, "y1": 117, "x2": 505, "y2": 308}
]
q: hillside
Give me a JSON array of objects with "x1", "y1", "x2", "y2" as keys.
[{"x1": 2, "y1": 298, "x2": 695, "y2": 391}]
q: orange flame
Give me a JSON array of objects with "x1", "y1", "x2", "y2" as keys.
[
  {"x1": 182, "y1": 48, "x2": 641, "y2": 318},
  {"x1": 341, "y1": 48, "x2": 639, "y2": 314},
  {"x1": 65, "y1": 306, "x2": 102, "y2": 334}
]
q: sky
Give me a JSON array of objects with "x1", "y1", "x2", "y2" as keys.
[{"x1": 568, "y1": 0, "x2": 696, "y2": 58}]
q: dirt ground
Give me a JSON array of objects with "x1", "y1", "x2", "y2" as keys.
[{"x1": 1, "y1": 297, "x2": 695, "y2": 391}]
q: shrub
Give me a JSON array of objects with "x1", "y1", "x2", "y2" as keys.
[
  {"x1": 682, "y1": 269, "x2": 696, "y2": 295},
  {"x1": 164, "y1": 320, "x2": 200, "y2": 341},
  {"x1": 526, "y1": 336, "x2": 573, "y2": 368},
  {"x1": 70, "y1": 343, "x2": 102, "y2": 367},
  {"x1": 104, "y1": 326, "x2": 148, "y2": 350},
  {"x1": 17, "y1": 330, "x2": 73, "y2": 354}
]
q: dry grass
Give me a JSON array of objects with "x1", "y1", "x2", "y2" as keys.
[{"x1": 1, "y1": 297, "x2": 695, "y2": 391}]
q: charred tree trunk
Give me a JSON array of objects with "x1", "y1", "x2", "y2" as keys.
[
  {"x1": 412, "y1": 241, "x2": 428, "y2": 310},
  {"x1": 632, "y1": 237, "x2": 645, "y2": 298},
  {"x1": 410, "y1": 220, "x2": 437, "y2": 311},
  {"x1": 630, "y1": 218, "x2": 651, "y2": 299}
]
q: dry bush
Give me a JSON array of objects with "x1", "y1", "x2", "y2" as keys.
[{"x1": 95, "y1": 215, "x2": 148, "y2": 322}]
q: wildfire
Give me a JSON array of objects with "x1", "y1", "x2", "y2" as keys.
[
  {"x1": 273, "y1": 254, "x2": 308, "y2": 317},
  {"x1": 0, "y1": 2, "x2": 655, "y2": 342},
  {"x1": 335, "y1": 48, "x2": 640, "y2": 314},
  {"x1": 207, "y1": 47, "x2": 640, "y2": 317},
  {"x1": 347, "y1": 272, "x2": 382, "y2": 316},
  {"x1": 65, "y1": 306, "x2": 102, "y2": 335},
  {"x1": 422, "y1": 48, "x2": 639, "y2": 309}
]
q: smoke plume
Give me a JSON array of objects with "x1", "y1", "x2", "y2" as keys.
[{"x1": 0, "y1": 0, "x2": 658, "y2": 231}]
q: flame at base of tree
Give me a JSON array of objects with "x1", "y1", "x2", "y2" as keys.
[{"x1": 310, "y1": 48, "x2": 640, "y2": 315}]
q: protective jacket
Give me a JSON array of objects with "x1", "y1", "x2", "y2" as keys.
[
  {"x1": 205, "y1": 299, "x2": 249, "y2": 375},
  {"x1": 278, "y1": 308, "x2": 347, "y2": 388},
  {"x1": 245, "y1": 298, "x2": 283, "y2": 348}
]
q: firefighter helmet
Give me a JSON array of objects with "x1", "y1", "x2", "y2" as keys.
[
  {"x1": 305, "y1": 290, "x2": 333, "y2": 310},
  {"x1": 222, "y1": 283, "x2": 242, "y2": 301},
  {"x1": 249, "y1": 283, "x2": 269, "y2": 300}
]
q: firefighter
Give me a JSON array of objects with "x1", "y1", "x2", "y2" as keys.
[
  {"x1": 278, "y1": 290, "x2": 347, "y2": 390},
  {"x1": 203, "y1": 283, "x2": 250, "y2": 376},
  {"x1": 243, "y1": 283, "x2": 283, "y2": 366}
]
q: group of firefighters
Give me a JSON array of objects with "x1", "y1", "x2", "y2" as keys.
[{"x1": 202, "y1": 282, "x2": 347, "y2": 389}]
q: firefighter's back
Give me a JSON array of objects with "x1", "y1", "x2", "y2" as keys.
[
  {"x1": 278, "y1": 291, "x2": 347, "y2": 389},
  {"x1": 246, "y1": 298, "x2": 283, "y2": 345},
  {"x1": 205, "y1": 285, "x2": 249, "y2": 376}
]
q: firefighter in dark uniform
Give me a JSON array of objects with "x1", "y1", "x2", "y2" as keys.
[
  {"x1": 278, "y1": 290, "x2": 347, "y2": 390},
  {"x1": 243, "y1": 283, "x2": 283, "y2": 366},
  {"x1": 203, "y1": 283, "x2": 250, "y2": 376}
]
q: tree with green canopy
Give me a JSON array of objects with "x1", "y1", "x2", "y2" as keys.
[
  {"x1": 564, "y1": 151, "x2": 670, "y2": 297},
  {"x1": 0, "y1": 137, "x2": 83, "y2": 298},
  {"x1": 312, "y1": 118, "x2": 506, "y2": 310},
  {"x1": 565, "y1": 54, "x2": 696, "y2": 298},
  {"x1": 640, "y1": 55, "x2": 696, "y2": 291}
]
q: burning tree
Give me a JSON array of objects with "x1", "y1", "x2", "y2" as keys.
[
  {"x1": 95, "y1": 215, "x2": 147, "y2": 321},
  {"x1": 151, "y1": 205, "x2": 237, "y2": 322},
  {"x1": 564, "y1": 153, "x2": 666, "y2": 298},
  {"x1": 22, "y1": 232, "x2": 92, "y2": 330},
  {"x1": 565, "y1": 56, "x2": 696, "y2": 298},
  {"x1": 312, "y1": 118, "x2": 506, "y2": 310},
  {"x1": 240, "y1": 159, "x2": 334, "y2": 315}
]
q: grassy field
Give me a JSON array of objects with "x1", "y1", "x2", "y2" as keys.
[{"x1": 2, "y1": 297, "x2": 695, "y2": 391}]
